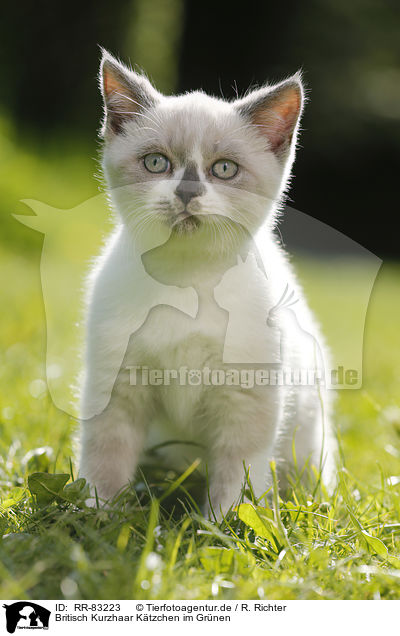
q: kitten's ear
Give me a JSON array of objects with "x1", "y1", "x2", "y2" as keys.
[
  {"x1": 235, "y1": 74, "x2": 304, "y2": 157},
  {"x1": 245, "y1": 252, "x2": 257, "y2": 266},
  {"x1": 99, "y1": 49, "x2": 160, "y2": 137}
]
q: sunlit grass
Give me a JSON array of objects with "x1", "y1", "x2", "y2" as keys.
[{"x1": 1, "y1": 244, "x2": 399, "y2": 599}]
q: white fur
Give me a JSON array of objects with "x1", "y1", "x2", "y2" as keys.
[{"x1": 79, "y1": 54, "x2": 336, "y2": 515}]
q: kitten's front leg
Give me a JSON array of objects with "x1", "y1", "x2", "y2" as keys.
[
  {"x1": 79, "y1": 401, "x2": 145, "y2": 503},
  {"x1": 204, "y1": 393, "x2": 278, "y2": 519},
  {"x1": 205, "y1": 450, "x2": 272, "y2": 519}
]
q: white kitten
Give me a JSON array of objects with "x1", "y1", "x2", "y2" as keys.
[{"x1": 79, "y1": 50, "x2": 336, "y2": 515}]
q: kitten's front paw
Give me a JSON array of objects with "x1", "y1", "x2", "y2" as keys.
[
  {"x1": 84, "y1": 490, "x2": 116, "y2": 510},
  {"x1": 83, "y1": 486, "x2": 109, "y2": 509},
  {"x1": 81, "y1": 479, "x2": 117, "y2": 509},
  {"x1": 84, "y1": 495, "x2": 99, "y2": 508}
]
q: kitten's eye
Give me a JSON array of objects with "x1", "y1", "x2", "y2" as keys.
[
  {"x1": 211, "y1": 159, "x2": 238, "y2": 179},
  {"x1": 143, "y1": 153, "x2": 170, "y2": 173}
]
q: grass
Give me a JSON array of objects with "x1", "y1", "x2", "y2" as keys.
[{"x1": 1, "y1": 123, "x2": 400, "y2": 600}]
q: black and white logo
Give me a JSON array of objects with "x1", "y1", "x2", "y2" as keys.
[{"x1": 3, "y1": 603, "x2": 50, "y2": 633}]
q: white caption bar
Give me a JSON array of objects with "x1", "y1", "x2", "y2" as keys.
[{"x1": 1, "y1": 599, "x2": 399, "y2": 635}]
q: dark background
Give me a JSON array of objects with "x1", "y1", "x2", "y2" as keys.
[{"x1": 1, "y1": 0, "x2": 399, "y2": 257}]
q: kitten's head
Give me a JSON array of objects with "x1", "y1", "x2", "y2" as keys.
[{"x1": 99, "y1": 50, "x2": 304, "y2": 249}]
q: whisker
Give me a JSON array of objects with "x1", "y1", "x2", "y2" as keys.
[
  {"x1": 110, "y1": 94, "x2": 162, "y2": 129},
  {"x1": 109, "y1": 107, "x2": 162, "y2": 131}
]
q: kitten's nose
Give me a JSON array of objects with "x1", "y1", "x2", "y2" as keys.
[{"x1": 175, "y1": 164, "x2": 205, "y2": 206}]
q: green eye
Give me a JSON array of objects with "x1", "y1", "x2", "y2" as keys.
[
  {"x1": 211, "y1": 159, "x2": 238, "y2": 179},
  {"x1": 144, "y1": 153, "x2": 170, "y2": 173}
]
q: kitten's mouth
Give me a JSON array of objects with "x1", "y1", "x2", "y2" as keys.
[{"x1": 171, "y1": 210, "x2": 201, "y2": 233}]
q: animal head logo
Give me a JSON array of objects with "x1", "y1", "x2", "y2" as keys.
[
  {"x1": 215, "y1": 256, "x2": 320, "y2": 367},
  {"x1": 3, "y1": 602, "x2": 50, "y2": 633},
  {"x1": 214, "y1": 252, "x2": 267, "y2": 310}
]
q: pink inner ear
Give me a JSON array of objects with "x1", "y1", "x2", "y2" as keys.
[
  {"x1": 103, "y1": 70, "x2": 123, "y2": 99},
  {"x1": 254, "y1": 88, "x2": 301, "y2": 152},
  {"x1": 103, "y1": 67, "x2": 137, "y2": 115}
]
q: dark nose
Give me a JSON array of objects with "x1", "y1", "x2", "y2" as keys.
[{"x1": 175, "y1": 164, "x2": 205, "y2": 206}]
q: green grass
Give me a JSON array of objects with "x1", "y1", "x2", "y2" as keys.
[
  {"x1": 1, "y1": 123, "x2": 400, "y2": 599},
  {"x1": 1, "y1": 249, "x2": 399, "y2": 600}
]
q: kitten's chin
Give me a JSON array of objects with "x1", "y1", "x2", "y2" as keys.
[{"x1": 170, "y1": 212, "x2": 201, "y2": 234}]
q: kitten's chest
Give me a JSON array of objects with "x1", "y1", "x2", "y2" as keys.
[
  {"x1": 123, "y1": 298, "x2": 227, "y2": 428},
  {"x1": 122, "y1": 248, "x2": 279, "y2": 369}
]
